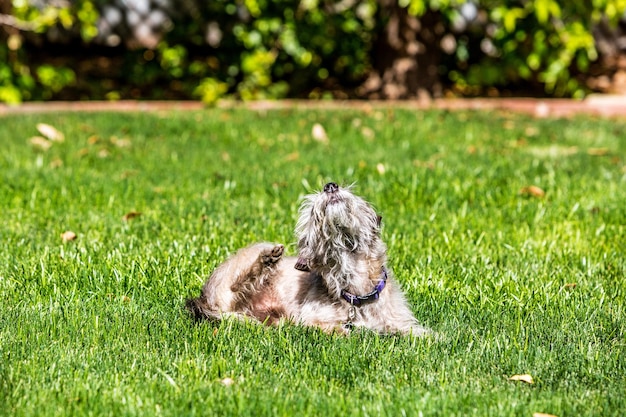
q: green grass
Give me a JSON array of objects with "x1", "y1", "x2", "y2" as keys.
[{"x1": 1, "y1": 108, "x2": 625, "y2": 416}]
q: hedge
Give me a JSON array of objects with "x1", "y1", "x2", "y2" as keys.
[{"x1": 0, "y1": 0, "x2": 625, "y2": 104}]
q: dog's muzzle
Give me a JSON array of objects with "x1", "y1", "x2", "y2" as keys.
[{"x1": 324, "y1": 182, "x2": 339, "y2": 194}]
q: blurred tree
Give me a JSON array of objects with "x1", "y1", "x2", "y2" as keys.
[
  {"x1": 1, "y1": 0, "x2": 625, "y2": 103},
  {"x1": 361, "y1": 2, "x2": 443, "y2": 99}
]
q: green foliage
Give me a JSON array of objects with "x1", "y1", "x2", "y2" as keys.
[
  {"x1": 35, "y1": 65, "x2": 75, "y2": 97},
  {"x1": 185, "y1": 0, "x2": 376, "y2": 100},
  {"x1": 1, "y1": 108, "x2": 625, "y2": 415},
  {"x1": 438, "y1": 0, "x2": 626, "y2": 97},
  {"x1": 0, "y1": 0, "x2": 625, "y2": 102},
  {"x1": 1, "y1": 0, "x2": 98, "y2": 102},
  {"x1": 194, "y1": 77, "x2": 229, "y2": 105}
]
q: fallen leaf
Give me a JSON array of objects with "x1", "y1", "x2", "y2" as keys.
[
  {"x1": 524, "y1": 126, "x2": 539, "y2": 137},
  {"x1": 49, "y1": 158, "x2": 63, "y2": 168},
  {"x1": 311, "y1": 123, "x2": 329, "y2": 143},
  {"x1": 520, "y1": 185, "x2": 545, "y2": 198},
  {"x1": 563, "y1": 283, "x2": 577, "y2": 290},
  {"x1": 120, "y1": 170, "x2": 138, "y2": 179},
  {"x1": 533, "y1": 413, "x2": 558, "y2": 417},
  {"x1": 110, "y1": 136, "x2": 131, "y2": 147},
  {"x1": 220, "y1": 377, "x2": 235, "y2": 386},
  {"x1": 361, "y1": 127, "x2": 375, "y2": 139},
  {"x1": 98, "y1": 149, "x2": 110, "y2": 158},
  {"x1": 61, "y1": 231, "x2": 77, "y2": 242},
  {"x1": 376, "y1": 163, "x2": 386, "y2": 175},
  {"x1": 413, "y1": 159, "x2": 435, "y2": 169},
  {"x1": 37, "y1": 123, "x2": 64, "y2": 142},
  {"x1": 285, "y1": 152, "x2": 300, "y2": 161},
  {"x1": 527, "y1": 145, "x2": 578, "y2": 158},
  {"x1": 123, "y1": 212, "x2": 142, "y2": 221},
  {"x1": 587, "y1": 147, "x2": 610, "y2": 156},
  {"x1": 509, "y1": 374, "x2": 534, "y2": 384},
  {"x1": 29, "y1": 136, "x2": 52, "y2": 151},
  {"x1": 87, "y1": 135, "x2": 99, "y2": 145},
  {"x1": 503, "y1": 120, "x2": 516, "y2": 130}
]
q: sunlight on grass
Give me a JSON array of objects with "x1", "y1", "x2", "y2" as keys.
[{"x1": 1, "y1": 109, "x2": 625, "y2": 416}]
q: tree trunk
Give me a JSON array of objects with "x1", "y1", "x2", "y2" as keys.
[
  {"x1": 0, "y1": 0, "x2": 14, "y2": 39},
  {"x1": 360, "y1": 1, "x2": 444, "y2": 100}
]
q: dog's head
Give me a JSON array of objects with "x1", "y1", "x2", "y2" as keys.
[{"x1": 295, "y1": 183, "x2": 382, "y2": 272}]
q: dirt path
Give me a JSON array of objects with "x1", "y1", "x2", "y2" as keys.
[{"x1": 2, "y1": 96, "x2": 626, "y2": 118}]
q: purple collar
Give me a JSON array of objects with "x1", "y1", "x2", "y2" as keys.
[{"x1": 341, "y1": 267, "x2": 388, "y2": 306}]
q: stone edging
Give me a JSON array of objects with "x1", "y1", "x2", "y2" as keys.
[{"x1": 2, "y1": 96, "x2": 626, "y2": 118}]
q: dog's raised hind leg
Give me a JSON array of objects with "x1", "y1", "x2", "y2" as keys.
[{"x1": 229, "y1": 243, "x2": 284, "y2": 309}]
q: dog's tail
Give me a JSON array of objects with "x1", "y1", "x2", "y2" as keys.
[{"x1": 185, "y1": 296, "x2": 220, "y2": 322}]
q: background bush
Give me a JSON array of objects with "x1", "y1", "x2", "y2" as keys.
[{"x1": 0, "y1": 0, "x2": 625, "y2": 103}]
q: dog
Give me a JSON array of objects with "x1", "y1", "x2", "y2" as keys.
[{"x1": 186, "y1": 182, "x2": 430, "y2": 336}]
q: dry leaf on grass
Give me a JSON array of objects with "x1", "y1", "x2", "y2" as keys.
[
  {"x1": 361, "y1": 127, "x2": 375, "y2": 139},
  {"x1": 110, "y1": 136, "x2": 131, "y2": 147},
  {"x1": 123, "y1": 212, "x2": 142, "y2": 221},
  {"x1": 509, "y1": 374, "x2": 534, "y2": 384},
  {"x1": 503, "y1": 120, "x2": 516, "y2": 130},
  {"x1": 37, "y1": 123, "x2": 65, "y2": 142},
  {"x1": 98, "y1": 149, "x2": 110, "y2": 158},
  {"x1": 220, "y1": 377, "x2": 235, "y2": 386},
  {"x1": 533, "y1": 413, "x2": 558, "y2": 417},
  {"x1": 520, "y1": 185, "x2": 545, "y2": 198},
  {"x1": 61, "y1": 231, "x2": 77, "y2": 242},
  {"x1": 29, "y1": 136, "x2": 52, "y2": 151},
  {"x1": 311, "y1": 123, "x2": 329, "y2": 143},
  {"x1": 285, "y1": 152, "x2": 300, "y2": 161},
  {"x1": 376, "y1": 163, "x2": 386, "y2": 175},
  {"x1": 524, "y1": 126, "x2": 539, "y2": 137},
  {"x1": 587, "y1": 148, "x2": 610, "y2": 156}
]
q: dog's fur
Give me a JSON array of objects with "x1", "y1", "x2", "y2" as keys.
[{"x1": 186, "y1": 183, "x2": 429, "y2": 336}]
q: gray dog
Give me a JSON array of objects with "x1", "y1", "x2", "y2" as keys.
[{"x1": 186, "y1": 182, "x2": 429, "y2": 336}]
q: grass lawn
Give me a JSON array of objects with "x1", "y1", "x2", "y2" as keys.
[{"x1": 1, "y1": 107, "x2": 625, "y2": 416}]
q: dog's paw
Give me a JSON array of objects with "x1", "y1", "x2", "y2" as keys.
[{"x1": 261, "y1": 244, "x2": 284, "y2": 265}]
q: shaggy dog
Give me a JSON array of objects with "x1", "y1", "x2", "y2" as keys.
[{"x1": 186, "y1": 182, "x2": 429, "y2": 336}]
